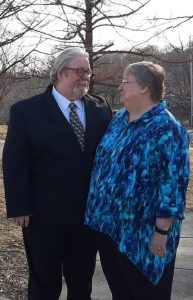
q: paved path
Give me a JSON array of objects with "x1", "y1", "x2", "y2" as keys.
[
  {"x1": 59, "y1": 212, "x2": 193, "y2": 300},
  {"x1": 0, "y1": 140, "x2": 4, "y2": 175},
  {"x1": 188, "y1": 130, "x2": 193, "y2": 146},
  {"x1": 0, "y1": 140, "x2": 4, "y2": 157},
  {"x1": 172, "y1": 211, "x2": 193, "y2": 300}
]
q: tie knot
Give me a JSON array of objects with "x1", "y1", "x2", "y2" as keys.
[{"x1": 69, "y1": 103, "x2": 77, "y2": 111}]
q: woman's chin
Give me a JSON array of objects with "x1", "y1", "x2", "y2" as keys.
[
  {"x1": 120, "y1": 97, "x2": 126, "y2": 104},
  {"x1": 120, "y1": 99, "x2": 130, "y2": 110}
]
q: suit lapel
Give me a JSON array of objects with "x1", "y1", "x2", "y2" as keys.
[
  {"x1": 42, "y1": 86, "x2": 83, "y2": 151},
  {"x1": 41, "y1": 87, "x2": 103, "y2": 152}
]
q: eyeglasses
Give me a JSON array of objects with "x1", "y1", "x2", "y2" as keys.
[
  {"x1": 121, "y1": 80, "x2": 137, "y2": 84},
  {"x1": 63, "y1": 68, "x2": 92, "y2": 77}
]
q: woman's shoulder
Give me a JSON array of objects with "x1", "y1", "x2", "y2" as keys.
[
  {"x1": 111, "y1": 108, "x2": 126, "y2": 123},
  {"x1": 154, "y1": 110, "x2": 189, "y2": 148},
  {"x1": 113, "y1": 107, "x2": 126, "y2": 117},
  {"x1": 154, "y1": 109, "x2": 187, "y2": 135}
]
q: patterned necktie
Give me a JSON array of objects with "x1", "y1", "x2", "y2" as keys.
[{"x1": 69, "y1": 103, "x2": 85, "y2": 151}]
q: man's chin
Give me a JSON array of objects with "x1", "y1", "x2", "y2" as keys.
[{"x1": 73, "y1": 87, "x2": 88, "y2": 98}]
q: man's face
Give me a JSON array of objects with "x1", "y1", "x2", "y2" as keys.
[{"x1": 57, "y1": 56, "x2": 91, "y2": 100}]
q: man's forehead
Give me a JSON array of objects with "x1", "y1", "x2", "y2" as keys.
[{"x1": 70, "y1": 56, "x2": 90, "y2": 67}]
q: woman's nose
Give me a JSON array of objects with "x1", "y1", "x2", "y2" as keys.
[{"x1": 118, "y1": 84, "x2": 122, "y2": 92}]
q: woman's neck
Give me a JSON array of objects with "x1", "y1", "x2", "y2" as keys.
[{"x1": 128, "y1": 102, "x2": 157, "y2": 123}]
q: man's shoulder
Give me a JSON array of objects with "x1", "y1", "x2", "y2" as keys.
[
  {"x1": 85, "y1": 93, "x2": 110, "y2": 108},
  {"x1": 12, "y1": 94, "x2": 42, "y2": 109},
  {"x1": 11, "y1": 87, "x2": 50, "y2": 112}
]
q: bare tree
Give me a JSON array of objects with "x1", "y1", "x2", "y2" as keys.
[
  {"x1": 151, "y1": 15, "x2": 193, "y2": 36},
  {"x1": 16, "y1": 0, "x2": 151, "y2": 91},
  {"x1": 0, "y1": 0, "x2": 57, "y2": 76},
  {"x1": 0, "y1": 0, "x2": 53, "y2": 105},
  {"x1": 0, "y1": 0, "x2": 192, "y2": 123}
]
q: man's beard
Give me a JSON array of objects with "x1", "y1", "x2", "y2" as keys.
[{"x1": 73, "y1": 83, "x2": 89, "y2": 98}]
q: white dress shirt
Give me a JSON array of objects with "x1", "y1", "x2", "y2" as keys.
[{"x1": 52, "y1": 86, "x2": 86, "y2": 129}]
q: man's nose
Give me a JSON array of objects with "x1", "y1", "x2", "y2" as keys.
[
  {"x1": 86, "y1": 71, "x2": 91, "y2": 78},
  {"x1": 81, "y1": 72, "x2": 90, "y2": 80}
]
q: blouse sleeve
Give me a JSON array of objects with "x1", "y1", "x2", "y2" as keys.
[{"x1": 156, "y1": 126, "x2": 190, "y2": 220}]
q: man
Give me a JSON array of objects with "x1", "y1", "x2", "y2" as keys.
[{"x1": 3, "y1": 48, "x2": 112, "y2": 300}]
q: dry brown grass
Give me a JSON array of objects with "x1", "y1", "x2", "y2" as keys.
[
  {"x1": 0, "y1": 125, "x2": 27, "y2": 299},
  {"x1": 0, "y1": 181, "x2": 28, "y2": 299},
  {"x1": 0, "y1": 125, "x2": 7, "y2": 140}
]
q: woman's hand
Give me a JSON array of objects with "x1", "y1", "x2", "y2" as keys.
[{"x1": 151, "y1": 232, "x2": 167, "y2": 257}]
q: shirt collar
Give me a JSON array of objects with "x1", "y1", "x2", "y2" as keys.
[
  {"x1": 124, "y1": 100, "x2": 166, "y2": 125},
  {"x1": 52, "y1": 86, "x2": 84, "y2": 111}
]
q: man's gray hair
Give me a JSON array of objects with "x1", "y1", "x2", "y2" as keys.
[{"x1": 50, "y1": 48, "x2": 89, "y2": 84}]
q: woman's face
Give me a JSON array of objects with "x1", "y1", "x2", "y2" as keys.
[{"x1": 118, "y1": 74, "x2": 143, "y2": 111}]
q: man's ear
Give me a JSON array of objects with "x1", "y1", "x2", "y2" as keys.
[
  {"x1": 57, "y1": 70, "x2": 67, "y2": 81},
  {"x1": 57, "y1": 71, "x2": 62, "y2": 82}
]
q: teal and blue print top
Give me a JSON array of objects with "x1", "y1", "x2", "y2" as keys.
[{"x1": 85, "y1": 101, "x2": 190, "y2": 285}]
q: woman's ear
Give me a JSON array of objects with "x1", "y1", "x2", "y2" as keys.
[{"x1": 140, "y1": 85, "x2": 150, "y2": 96}]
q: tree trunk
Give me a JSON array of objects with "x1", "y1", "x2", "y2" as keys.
[{"x1": 84, "y1": 0, "x2": 94, "y2": 93}]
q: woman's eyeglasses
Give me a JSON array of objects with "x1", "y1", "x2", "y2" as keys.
[{"x1": 121, "y1": 80, "x2": 137, "y2": 84}]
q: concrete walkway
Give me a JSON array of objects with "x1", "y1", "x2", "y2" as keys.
[
  {"x1": 172, "y1": 211, "x2": 193, "y2": 300},
  {"x1": 59, "y1": 212, "x2": 193, "y2": 300},
  {"x1": 0, "y1": 140, "x2": 3, "y2": 152}
]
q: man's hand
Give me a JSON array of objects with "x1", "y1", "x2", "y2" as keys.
[
  {"x1": 11, "y1": 216, "x2": 30, "y2": 228},
  {"x1": 151, "y1": 232, "x2": 167, "y2": 257}
]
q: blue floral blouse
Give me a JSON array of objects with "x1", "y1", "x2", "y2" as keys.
[{"x1": 85, "y1": 101, "x2": 190, "y2": 285}]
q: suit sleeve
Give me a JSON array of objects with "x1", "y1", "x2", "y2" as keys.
[
  {"x1": 104, "y1": 98, "x2": 113, "y2": 120},
  {"x1": 91, "y1": 93, "x2": 113, "y2": 120},
  {"x1": 2, "y1": 104, "x2": 32, "y2": 218}
]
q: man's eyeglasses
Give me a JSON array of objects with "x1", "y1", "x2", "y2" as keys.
[{"x1": 63, "y1": 68, "x2": 92, "y2": 77}]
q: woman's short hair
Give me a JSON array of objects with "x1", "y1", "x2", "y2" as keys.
[
  {"x1": 124, "y1": 61, "x2": 165, "y2": 102},
  {"x1": 50, "y1": 48, "x2": 89, "y2": 84}
]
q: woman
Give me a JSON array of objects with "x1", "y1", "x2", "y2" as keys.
[{"x1": 85, "y1": 61, "x2": 190, "y2": 300}]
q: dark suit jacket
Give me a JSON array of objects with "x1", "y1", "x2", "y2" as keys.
[{"x1": 3, "y1": 85, "x2": 112, "y2": 224}]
